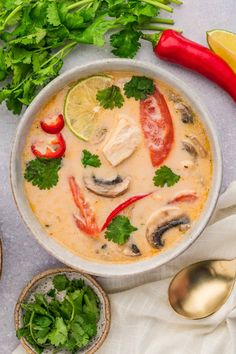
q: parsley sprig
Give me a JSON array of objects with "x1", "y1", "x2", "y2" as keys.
[
  {"x1": 96, "y1": 85, "x2": 124, "y2": 109},
  {"x1": 81, "y1": 149, "x2": 101, "y2": 168},
  {"x1": 153, "y1": 165, "x2": 180, "y2": 187},
  {"x1": 24, "y1": 157, "x2": 62, "y2": 190},
  {"x1": 17, "y1": 274, "x2": 100, "y2": 353},
  {"x1": 0, "y1": 0, "x2": 182, "y2": 115},
  {"x1": 105, "y1": 215, "x2": 138, "y2": 245}
]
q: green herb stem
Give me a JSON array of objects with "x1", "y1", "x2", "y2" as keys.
[
  {"x1": 67, "y1": 0, "x2": 94, "y2": 11},
  {"x1": 0, "y1": 4, "x2": 23, "y2": 31},
  {"x1": 169, "y1": 0, "x2": 183, "y2": 4},
  {"x1": 157, "y1": 0, "x2": 183, "y2": 4},
  {"x1": 138, "y1": 25, "x2": 172, "y2": 31},
  {"x1": 40, "y1": 41, "x2": 77, "y2": 68},
  {"x1": 151, "y1": 17, "x2": 174, "y2": 25},
  {"x1": 12, "y1": 42, "x2": 77, "y2": 94},
  {"x1": 141, "y1": 0, "x2": 173, "y2": 13}
]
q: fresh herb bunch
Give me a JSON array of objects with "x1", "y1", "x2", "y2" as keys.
[
  {"x1": 17, "y1": 274, "x2": 100, "y2": 354},
  {"x1": 0, "y1": 0, "x2": 182, "y2": 114},
  {"x1": 24, "y1": 157, "x2": 62, "y2": 190},
  {"x1": 153, "y1": 165, "x2": 180, "y2": 187}
]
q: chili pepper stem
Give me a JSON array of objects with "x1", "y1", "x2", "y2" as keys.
[
  {"x1": 141, "y1": 0, "x2": 173, "y2": 13},
  {"x1": 142, "y1": 30, "x2": 182, "y2": 47},
  {"x1": 141, "y1": 32, "x2": 162, "y2": 47}
]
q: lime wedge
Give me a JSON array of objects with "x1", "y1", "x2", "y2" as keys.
[
  {"x1": 64, "y1": 75, "x2": 113, "y2": 141},
  {"x1": 207, "y1": 29, "x2": 236, "y2": 73}
]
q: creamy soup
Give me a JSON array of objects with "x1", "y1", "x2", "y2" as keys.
[{"x1": 23, "y1": 71, "x2": 212, "y2": 263}]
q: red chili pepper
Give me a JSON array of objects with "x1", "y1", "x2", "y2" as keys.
[
  {"x1": 168, "y1": 192, "x2": 197, "y2": 204},
  {"x1": 69, "y1": 176, "x2": 99, "y2": 237},
  {"x1": 40, "y1": 114, "x2": 64, "y2": 134},
  {"x1": 140, "y1": 87, "x2": 174, "y2": 167},
  {"x1": 143, "y1": 30, "x2": 236, "y2": 102},
  {"x1": 31, "y1": 133, "x2": 66, "y2": 159},
  {"x1": 101, "y1": 193, "x2": 151, "y2": 231}
]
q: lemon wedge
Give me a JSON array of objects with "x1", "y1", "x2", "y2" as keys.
[
  {"x1": 64, "y1": 75, "x2": 113, "y2": 141},
  {"x1": 207, "y1": 30, "x2": 236, "y2": 73}
]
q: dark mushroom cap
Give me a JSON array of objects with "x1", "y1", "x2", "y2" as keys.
[{"x1": 146, "y1": 207, "x2": 191, "y2": 249}]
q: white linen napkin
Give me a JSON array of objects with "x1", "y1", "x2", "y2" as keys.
[{"x1": 13, "y1": 182, "x2": 236, "y2": 354}]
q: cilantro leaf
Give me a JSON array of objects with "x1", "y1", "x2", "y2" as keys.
[
  {"x1": 124, "y1": 76, "x2": 155, "y2": 100},
  {"x1": 153, "y1": 165, "x2": 180, "y2": 187},
  {"x1": 47, "y1": 288, "x2": 56, "y2": 298},
  {"x1": 110, "y1": 29, "x2": 141, "y2": 58},
  {"x1": 81, "y1": 150, "x2": 101, "y2": 168},
  {"x1": 24, "y1": 158, "x2": 62, "y2": 190},
  {"x1": 96, "y1": 85, "x2": 124, "y2": 109},
  {"x1": 53, "y1": 274, "x2": 69, "y2": 291},
  {"x1": 47, "y1": 2, "x2": 61, "y2": 27},
  {"x1": 75, "y1": 15, "x2": 117, "y2": 47},
  {"x1": 105, "y1": 215, "x2": 137, "y2": 245},
  {"x1": 48, "y1": 317, "x2": 68, "y2": 346}
]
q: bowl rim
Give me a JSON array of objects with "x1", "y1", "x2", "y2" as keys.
[
  {"x1": 14, "y1": 268, "x2": 111, "y2": 354},
  {"x1": 10, "y1": 58, "x2": 222, "y2": 277}
]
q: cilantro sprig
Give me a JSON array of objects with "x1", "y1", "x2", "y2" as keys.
[
  {"x1": 105, "y1": 215, "x2": 138, "y2": 245},
  {"x1": 0, "y1": 0, "x2": 182, "y2": 115},
  {"x1": 153, "y1": 165, "x2": 180, "y2": 187},
  {"x1": 124, "y1": 76, "x2": 155, "y2": 100},
  {"x1": 24, "y1": 157, "x2": 62, "y2": 190},
  {"x1": 17, "y1": 274, "x2": 100, "y2": 353},
  {"x1": 96, "y1": 85, "x2": 124, "y2": 109},
  {"x1": 81, "y1": 150, "x2": 101, "y2": 168}
]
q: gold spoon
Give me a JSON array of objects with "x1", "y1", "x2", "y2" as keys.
[{"x1": 168, "y1": 259, "x2": 236, "y2": 319}]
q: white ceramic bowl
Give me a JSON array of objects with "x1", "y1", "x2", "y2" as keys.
[{"x1": 11, "y1": 59, "x2": 222, "y2": 277}]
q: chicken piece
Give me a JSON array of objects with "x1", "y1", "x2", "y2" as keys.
[{"x1": 103, "y1": 115, "x2": 141, "y2": 166}]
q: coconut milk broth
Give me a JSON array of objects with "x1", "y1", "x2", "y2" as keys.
[{"x1": 23, "y1": 71, "x2": 212, "y2": 263}]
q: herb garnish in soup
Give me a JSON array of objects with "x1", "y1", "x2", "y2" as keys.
[{"x1": 23, "y1": 72, "x2": 212, "y2": 263}]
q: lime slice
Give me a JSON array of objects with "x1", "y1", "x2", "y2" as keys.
[
  {"x1": 64, "y1": 75, "x2": 113, "y2": 141},
  {"x1": 207, "y1": 30, "x2": 236, "y2": 73}
]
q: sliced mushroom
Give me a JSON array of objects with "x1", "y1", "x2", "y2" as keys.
[
  {"x1": 93, "y1": 128, "x2": 108, "y2": 144},
  {"x1": 146, "y1": 207, "x2": 191, "y2": 249},
  {"x1": 123, "y1": 244, "x2": 141, "y2": 257},
  {"x1": 182, "y1": 141, "x2": 198, "y2": 161},
  {"x1": 83, "y1": 174, "x2": 131, "y2": 197},
  {"x1": 175, "y1": 103, "x2": 194, "y2": 124},
  {"x1": 186, "y1": 135, "x2": 208, "y2": 158}
]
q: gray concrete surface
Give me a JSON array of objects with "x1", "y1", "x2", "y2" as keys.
[{"x1": 1, "y1": 0, "x2": 236, "y2": 352}]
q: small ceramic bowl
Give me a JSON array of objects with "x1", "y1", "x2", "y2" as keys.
[
  {"x1": 11, "y1": 59, "x2": 222, "y2": 277},
  {"x1": 15, "y1": 268, "x2": 111, "y2": 354}
]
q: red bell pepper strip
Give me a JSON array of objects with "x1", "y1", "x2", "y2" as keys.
[
  {"x1": 40, "y1": 114, "x2": 64, "y2": 134},
  {"x1": 140, "y1": 87, "x2": 174, "y2": 167},
  {"x1": 169, "y1": 192, "x2": 197, "y2": 204},
  {"x1": 69, "y1": 176, "x2": 99, "y2": 237},
  {"x1": 101, "y1": 193, "x2": 151, "y2": 231},
  {"x1": 31, "y1": 133, "x2": 66, "y2": 159},
  {"x1": 143, "y1": 30, "x2": 236, "y2": 102}
]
